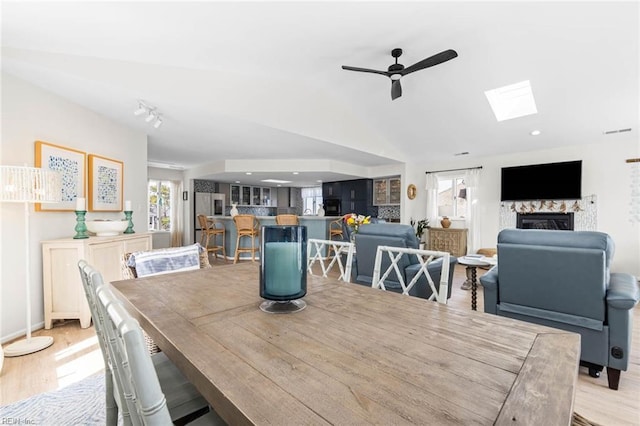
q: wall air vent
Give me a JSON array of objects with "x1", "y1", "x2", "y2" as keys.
[{"x1": 603, "y1": 128, "x2": 632, "y2": 135}]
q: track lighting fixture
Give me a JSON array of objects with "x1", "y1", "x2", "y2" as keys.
[
  {"x1": 134, "y1": 100, "x2": 164, "y2": 129},
  {"x1": 133, "y1": 102, "x2": 147, "y2": 116}
]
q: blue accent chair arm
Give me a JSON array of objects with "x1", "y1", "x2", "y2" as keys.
[
  {"x1": 606, "y1": 272, "x2": 640, "y2": 310},
  {"x1": 480, "y1": 265, "x2": 499, "y2": 314}
]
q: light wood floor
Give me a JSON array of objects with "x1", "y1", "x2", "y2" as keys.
[{"x1": 1, "y1": 263, "x2": 639, "y2": 425}]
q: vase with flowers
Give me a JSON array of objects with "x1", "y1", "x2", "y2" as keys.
[{"x1": 344, "y1": 213, "x2": 371, "y2": 242}]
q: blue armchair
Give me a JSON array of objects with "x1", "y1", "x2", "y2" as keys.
[
  {"x1": 351, "y1": 223, "x2": 457, "y2": 300},
  {"x1": 480, "y1": 229, "x2": 639, "y2": 390}
]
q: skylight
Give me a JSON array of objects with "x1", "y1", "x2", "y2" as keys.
[{"x1": 485, "y1": 80, "x2": 538, "y2": 122}]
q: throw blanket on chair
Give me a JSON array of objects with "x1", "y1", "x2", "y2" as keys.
[{"x1": 127, "y1": 244, "x2": 202, "y2": 277}]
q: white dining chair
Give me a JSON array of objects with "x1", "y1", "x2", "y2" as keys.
[
  {"x1": 96, "y1": 282, "x2": 226, "y2": 426},
  {"x1": 79, "y1": 261, "x2": 219, "y2": 425},
  {"x1": 307, "y1": 238, "x2": 355, "y2": 282},
  {"x1": 371, "y1": 246, "x2": 451, "y2": 304},
  {"x1": 78, "y1": 260, "x2": 119, "y2": 425}
]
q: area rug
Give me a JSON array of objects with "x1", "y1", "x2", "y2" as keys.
[{"x1": 0, "y1": 373, "x2": 108, "y2": 425}]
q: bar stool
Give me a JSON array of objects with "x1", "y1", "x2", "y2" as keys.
[
  {"x1": 197, "y1": 214, "x2": 227, "y2": 263},
  {"x1": 327, "y1": 216, "x2": 345, "y2": 257},
  {"x1": 329, "y1": 217, "x2": 344, "y2": 240},
  {"x1": 233, "y1": 214, "x2": 260, "y2": 263},
  {"x1": 276, "y1": 214, "x2": 299, "y2": 225}
]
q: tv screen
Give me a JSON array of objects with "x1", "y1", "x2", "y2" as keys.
[{"x1": 500, "y1": 160, "x2": 582, "y2": 201}]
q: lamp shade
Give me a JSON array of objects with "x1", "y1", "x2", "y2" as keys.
[
  {"x1": 438, "y1": 205, "x2": 454, "y2": 217},
  {"x1": 0, "y1": 166, "x2": 62, "y2": 203}
]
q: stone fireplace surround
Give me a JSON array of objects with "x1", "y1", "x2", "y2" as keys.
[{"x1": 499, "y1": 194, "x2": 597, "y2": 232}]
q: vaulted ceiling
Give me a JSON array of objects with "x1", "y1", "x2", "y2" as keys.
[{"x1": 2, "y1": 1, "x2": 638, "y2": 186}]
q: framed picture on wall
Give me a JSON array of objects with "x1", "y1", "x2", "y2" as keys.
[
  {"x1": 88, "y1": 154, "x2": 124, "y2": 211},
  {"x1": 34, "y1": 140, "x2": 86, "y2": 211}
]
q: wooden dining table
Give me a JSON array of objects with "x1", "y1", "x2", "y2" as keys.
[{"x1": 111, "y1": 262, "x2": 580, "y2": 425}]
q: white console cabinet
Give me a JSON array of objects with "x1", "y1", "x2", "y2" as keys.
[{"x1": 42, "y1": 233, "x2": 152, "y2": 329}]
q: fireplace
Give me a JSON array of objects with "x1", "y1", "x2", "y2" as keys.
[{"x1": 516, "y1": 212, "x2": 574, "y2": 230}]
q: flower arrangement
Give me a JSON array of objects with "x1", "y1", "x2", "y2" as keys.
[{"x1": 344, "y1": 213, "x2": 371, "y2": 234}]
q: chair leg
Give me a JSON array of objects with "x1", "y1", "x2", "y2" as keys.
[
  {"x1": 251, "y1": 233, "x2": 256, "y2": 262},
  {"x1": 234, "y1": 234, "x2": 241, "y2": 263},
  {"x1": 606, "y1": 367, "x2": 621, "y2": 390},
  {"x1": 221, "y1": 231, "x2": 227, "y2": 263}
]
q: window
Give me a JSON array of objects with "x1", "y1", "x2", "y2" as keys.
[
  {"x1": 301, "y1": 186, "x2": 323, "y2": 215},
  {"x1": 148, "y1": 180, "x2": 172, "y2": 231},
  {"x1": 437, "y1": 176, "x2": 467, "y2": 218}
]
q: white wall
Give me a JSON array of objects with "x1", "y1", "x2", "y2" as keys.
[
  {"x1": 420, "y1": 137, "x2": 639, "y2": 277},
  {"x1": 1, "y1": 73, "x2": 148, "y2": 342}
]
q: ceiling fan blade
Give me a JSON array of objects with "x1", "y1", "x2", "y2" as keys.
[
  {"x1": 401, "y1": 49, "x2": 458, "y2": 76},
  {"x1": 342, "y1": 65, "x2": 389, "y2": 77},
  {"x1": 391, "y1": 79, "x2": 402, "y2": 100}
]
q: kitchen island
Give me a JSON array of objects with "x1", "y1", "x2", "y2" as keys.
[{"x1": 205, "y1": 216, "x2": 340, "y2": 261}]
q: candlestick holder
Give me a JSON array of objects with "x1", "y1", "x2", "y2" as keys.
[
  {"x1": 259, "y1": 225, "x2": 307, "y2": 313},
  {"x1": 73, "y1": 211, "x2": 89, "y2": 239},
  {"x1": 123, "y1": 210, "x2": 135, "y2": 234}
]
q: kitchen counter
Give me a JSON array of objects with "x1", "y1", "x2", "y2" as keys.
[
  {"x1": 202, "y1": 216, "x2": 338, "y2": 261},
  {"x1": 208, "y1": 215, "x2": 341, "y2": 220}
]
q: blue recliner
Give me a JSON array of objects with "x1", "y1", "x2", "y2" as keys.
[
  {"x1": 480, "y1": 229, "x2": 639, "y2": 390},
  {"x1": 351, "y1": 223, "x2": 457, "y2": 300}
]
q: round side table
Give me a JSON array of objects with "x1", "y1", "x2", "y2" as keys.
[{"x1": 457, "y1": 256, "x2": 494, "y2": 311}]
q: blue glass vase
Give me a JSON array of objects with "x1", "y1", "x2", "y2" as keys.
[{"x1": 259, "y1": 225, "x2": 307, "y2": 313}]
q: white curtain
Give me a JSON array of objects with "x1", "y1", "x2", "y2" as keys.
[
  {"x1": 425, "y1": 173, "x2": 439, "y2": 228},
  {"x1": 169, "y1": 180, "x2": 184, "y2": 247},
  {"x1": 465, "y1": 168, "x2": 482, "y2": 253}
]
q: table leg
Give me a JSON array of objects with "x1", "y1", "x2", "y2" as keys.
[{"x1": 470, "y1": 266, "x2": 478, "y2": 311}]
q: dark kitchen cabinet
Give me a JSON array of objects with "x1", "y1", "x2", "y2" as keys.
[
  {"x1": 322, "y1": 182, "x2": 342, "y2": 199},
  {"x1": 322, "y1": 179, "x2": 372, "y2": 215}
]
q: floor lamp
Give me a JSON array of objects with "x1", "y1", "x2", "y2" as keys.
[{"x1": 1, "y1": 165, "x2": 61, "y2": 357}]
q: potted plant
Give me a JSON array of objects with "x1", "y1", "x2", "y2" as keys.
[{"x1": 410, "y1": 218, "x2": 429, "y2": 247}]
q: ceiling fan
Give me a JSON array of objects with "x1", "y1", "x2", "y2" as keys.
[{"x1": 342, "y1": 48, "x2": 458, "y2": 100}]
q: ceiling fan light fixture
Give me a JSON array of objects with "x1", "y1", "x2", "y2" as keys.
[{"x1": 342, "y1": 48, "x2": 457, "y2": 100}]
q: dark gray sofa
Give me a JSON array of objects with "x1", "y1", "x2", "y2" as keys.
[
  {"x1": 480, "y1": 228, "x2": 639, "y2": 390},
  {"x1": 351, "y1": 223, "x2": 457, "y2": 300}
]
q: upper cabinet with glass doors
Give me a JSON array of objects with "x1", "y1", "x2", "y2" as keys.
[
  {"x1": 373, "y1": 176, "x2": 401, "y2": 205},
  {"x1": 230, "y1": 184, "x2": 273, "y2": 206}
]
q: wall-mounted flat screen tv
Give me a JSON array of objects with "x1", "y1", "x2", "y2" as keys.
[{"x1": 500, "y1": 160, "x2": 582, "y2": 201}]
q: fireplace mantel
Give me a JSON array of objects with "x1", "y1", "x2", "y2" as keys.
[{"x1": 499, "y1": 195, "x2": 597, "y2": 232}]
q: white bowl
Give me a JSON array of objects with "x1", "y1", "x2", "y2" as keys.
[{"x1": 86, "y1": 220, "x2": 129, "y2": 236}]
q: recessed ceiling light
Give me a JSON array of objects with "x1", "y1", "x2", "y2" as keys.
[
  {"x1": 292, "y1": 172, "x2": 299, "y2": 175},
  {"x1": 245, "y1": 172, "x2": 252, "y2": 175},
  {"x1": 261, "y1": 179, "x2": 292, "y2": 184},
  {"x1": 485, "y1": 80, "x2": 538, "y2": 122},
  {"x1": 316, "y1": 180, "x2": 322, "y2": 183},
  {"x1": 277, "y1": 184, "x2": 282, "y2": 187},
  {"x1": 235, "y1": 181, "x2": 240, "y2": 184},
  {"x1": 530, "y1": 130, "x2": 541, "y2": 136}
]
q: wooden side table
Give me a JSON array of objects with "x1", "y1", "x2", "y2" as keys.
[{"x1": 428, "y1": 227, "x2": 468, "y2": 257}]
